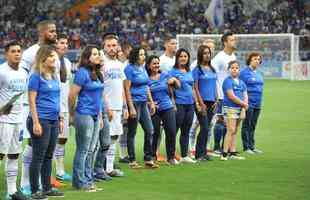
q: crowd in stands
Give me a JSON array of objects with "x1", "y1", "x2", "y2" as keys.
[{"x1": 0, "y1": 0, "x2": 309, "y2": 51}]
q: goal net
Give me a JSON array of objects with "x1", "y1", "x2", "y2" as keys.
[{"x1": 176, "y1": 34, "x2": 310, "y2": 80}]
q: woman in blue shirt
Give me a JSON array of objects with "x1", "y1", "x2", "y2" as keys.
[
  {"x1": 240, "y1": 53, "x2": 264, "y2": 154},
  {"x1": 27, "y1": 45, "x2": 64, "y2": 198},
  {"x1": 124, "y1": 47, "x2": 158, "y2": 169},
  {"x1": 192, "y1": 45, "x2": 217, "y2": 161},
  {"x1": 68, "y1": 45, "x2": 104, "y2": 191},
  {"x1": 169, "y1": 48, "x2": 198, "y2": 163},
  {"x1": 146, "y1": 55, "x2": 180, "y2": 165},
  {"x1": 221, "y1": 60, "x2": 248, "y2": 161}
]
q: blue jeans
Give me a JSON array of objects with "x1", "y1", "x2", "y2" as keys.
[
  {"x1": 27, "y1": 117, "x2": 59, "y2": 193},
  {"x1": 195, "y1": 101, "x2": 215, "y2": 158},
  {"x1": 72, "y1": 112, "x2": 100, "y2": 189},
  {"x1": 94, "y1": 112, "x2": 111, "y2": 174},
  {"x1": 241, "y1": 107, "x2": 261, "y2": 151},
  {"x1": 127, "y1": 101, "x2": 154, "y2": 162},
  {"x1": 213, "y1": 120, "x2": 226, "y2": 152},
  {"x1": 151, "y1": 108, "x2": 177, "y2": 160},
  {"x1": 176, "y1": 104, "x2": 194, "y2": 157}
]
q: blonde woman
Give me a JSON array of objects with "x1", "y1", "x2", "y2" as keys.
[{"x1": 27, "y1": 45, "x2": 64, "y2": 199}]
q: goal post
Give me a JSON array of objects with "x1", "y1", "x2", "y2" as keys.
[{"x1": 176, "y1": 33, "x2": 309, "y2": 80}]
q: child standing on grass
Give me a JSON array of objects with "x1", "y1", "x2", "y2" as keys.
[{"x1": 221, "y1": 60, "x2": 248, "y2": 161}]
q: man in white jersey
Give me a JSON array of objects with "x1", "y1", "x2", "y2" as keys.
[
  {"x1": 211, "y1": 32, "x2": 244, "y2": 160},
  {"x1": 54, "y1": 33, "x2": 72, "y2": 182},
  {"x1": 159, "y1": 36, "x2": 177, "y2": 72},
  {"x1": 101, "y1": 33, "x2": 128, "y2": 177},
  {"x1": 0, "y1": 41, "x2": 29, "y2": 200},
  {"x1": 117, "y1": 41, "x2": 132, "y2": 163},
  {"x1": 19, "y1": 20, "x2": 58, "y2": 195}
]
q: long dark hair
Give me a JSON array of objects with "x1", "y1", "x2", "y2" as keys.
[
  {"x1": 145, "y1": 55, "x2": 160, "y2": 76},
  {"x1": 128, "y1": 46, "x2": 146, "y2": 65},
  {"x1": 78, "y1": 45, "x2": 103, "y2": 82},
  {"x1": 173, "y1": 48, "x2": 190, "y2": 72},
  {"x1": 197, "y1": 45, "x2": 216, "y2": 74}
]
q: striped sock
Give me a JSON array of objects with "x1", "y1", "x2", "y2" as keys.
[
  {"x1": 6, "y1": 158, "x2": 18, "y2": 195},
  {"x1": 54, "y1": 144, "x2": 65, "y2": 176}
]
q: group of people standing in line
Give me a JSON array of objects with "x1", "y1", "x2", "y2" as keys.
[{"x1": 0, "y1": 20, "x2": 264, "y2": 200}]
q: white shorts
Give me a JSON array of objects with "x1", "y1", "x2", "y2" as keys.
[
  {"x1": 109, "y1": 110, "x2": 123, "y2": 136},
  {"x1": 58, "y1": 112, "x2": 70, "y2": 139},
  {"x1": 22, "y1": 104, "x2": 30, "y2": 139},
  {"x1": 0, "y1": 123, "x2": 23, "y2": 154}
]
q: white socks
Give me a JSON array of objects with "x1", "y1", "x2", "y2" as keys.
[
  {"x1": 6, "y1": 158, "x2": 18, "y2": 195},
  {"x1": 106, "y1": 140, "x2": 117, "y2": 173},
  {"x1": 21, "y1": 145, "x2": 32, "y2": 188},
  {"x1": 54, "y1": 143, "x2": 65, "y2": 176}
]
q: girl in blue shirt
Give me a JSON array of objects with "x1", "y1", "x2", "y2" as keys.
[
  {"x1": 69, "y1": 45, "x2": 104, "y2": 191},
  {"x1": 221, "y1": 60, "x2": 248, "y2": 161},
  {"x1": 240, "y1": 53, "x2": 264, "y2": 154},
  {"x1": 169, "y1": 48, "x2": 198, "y2": 163},
  {"x1": 124, "y1": 47, "x2": 158, "y2": 169},
  {"x1": 27, "y1": 45, "x2": 64, "y2": 198},
  {"x1": 146, "y1": 55, "x2": 180, "y2": 165},
  {"x1": 192, "y1": 45, "x2": 218, "y2": 161}
]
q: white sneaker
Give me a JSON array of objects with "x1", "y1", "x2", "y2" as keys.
[
  {"x1": 180, "y1": 156, "x2": 197, "y2": 163},
  {"x1": 208, "y1": 152, "x2": 221, "y2": 157},
  {"x1": 220, "y1": 155, "x2": 228, "y2": 161},
  {"x1": 252, "y1": 149, "x2": 263, "y2": 154},
  {"x1": 168, "y1": 158, "x2": 180, "y2": 165},
  {"x1": 229, "y1": 155, "x2": 246, "y2": 160},
  {"x1": 244, "y1": 149, "x2": 255, "y2": 154}
]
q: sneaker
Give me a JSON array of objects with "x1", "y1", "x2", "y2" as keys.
[
  {"x1": 119, "y1": 156, "x2": 130, "y2": 163},
  {"x1": 220, "y1": 155, "x2": 228, "y2": 161},
  {"x1": 180, "y1": 156, "x2": 197, "y2": 163},
  {"x1": 107, "y1": 169, "x2": 125, "y2": 177},
  {"x1": 213, "y1": 150, "x2": 222, "y2": 155},
  {"x1": 90, "y1": 184, "x2": 103, "y2": 192},
  {"x1": 94, "y1": 171, "x2": 112, "y2": 181},
  {"x1": 31, "y1": 192, "x2": 48, "y2": 200},
  {"x1": 167, "y1": 158, "x2": 179, "y2": 165},
  {"x1": 156, "y1": 154, "x2": 166, "y2": 162},
  {"x1": 244, "y1": 149, "x2": 255, "y2": 154},
  {"x1": 144, "y1": 161, "x2": 160, "y2": 169},
  {"x1": 207, "y1": 152, "x2": 221, "y2": 157},
  {"x1": 43, "y1": 188, "x2": 64, "y2": 197},
  {"x1": 21, "y1": 186, "x2": 32, "y2": 196},
  {"x1": 229, "y1": 155, "x2": 246, "y2": 160},
  {"x1": 51, "y1": 177, "x2": 64, "y2": 188},
  {"x1": 252, "y1": 149, "x2": 263, "y2": 154},
  {"x1": 56, "y1": 173, "x2": 72, "y2": 182},
  {"x1": 6, "y1": 190, "x2": 30, "y2": 200}
]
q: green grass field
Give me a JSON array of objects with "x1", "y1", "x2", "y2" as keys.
[{"x1": 1, "y1": 79, "x2": 310, "y2": 200}]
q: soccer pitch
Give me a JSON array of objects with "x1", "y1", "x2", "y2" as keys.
[{"x1": 1, "y1": 79, "x2": 309, "y2": 200}]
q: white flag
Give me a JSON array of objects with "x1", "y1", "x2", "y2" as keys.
[{"x1": 205, "y1": 0, "x2": 224, "y2": 28}]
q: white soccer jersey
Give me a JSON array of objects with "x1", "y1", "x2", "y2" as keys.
[
  {"x1": 55, "y1": 57, "x2": 72, "y2": 113},
  {"x1": 159, "y1": 53, "x2": 175, "y2": 72},
  {"x1": 0, "y1": 62, "x2": 27, "y2": 123},
  {"x1": 211, "y1": 51, "x2": 236, "y2": 99},
  {"x1": 103, "y1": 56, "x2": 126, "y2": 110}
]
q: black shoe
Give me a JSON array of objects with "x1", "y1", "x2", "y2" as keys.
[
  {"x1": 31, "y1": 192, "x2": 48, "y2": 200},
  {"x1": 9, "y1": 190, "x2": 30, "y2": 200},
  {"x1": 119, "y1": 156, "x2": 130, "y2": 163},
  {"x1": 43, "y1": 188, "x2": 64, "y2": 197},
  {"x1": 204, "y1": 155, "x2": 213, "y2": 161}
]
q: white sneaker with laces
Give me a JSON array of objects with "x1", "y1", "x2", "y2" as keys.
[
  {"x1": 252, "y1": 149, "x2": 263, "y2": 154},
  {"x1": 180, "y1": 156, "x2": 197, "y2": 163},
  {"x1": 229, "y1": 155, "x2": 246, "y2": 160},
  {"x1": 244, "y1": 149, "x2": 255, "y2": 154}
]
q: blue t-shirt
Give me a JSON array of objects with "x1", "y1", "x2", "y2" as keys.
[
  {"x1": 148, "y1": 72, "x2": 173, "y2": 111},
  {"x1": 239, "y1": 66, "x2": 264, "y2": 108},
  {"x1": 28, "y1": 73, "x2": 60, "y2": 120},
  {"x1": 222, "y1": 76, "x2": 247, "y2": 109},
  {"x1": 124, "y1": 63, "x2": 149, "y2": 102},
  {"x1": 74, "y1": 67, "x2": 104, "y2": 115},
  {"x1": 192, "y1": 66, "x2": 217, "y2": 102},
  {"x1": 169, "y1": 68, "x2": 194, "y2": 105}
]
